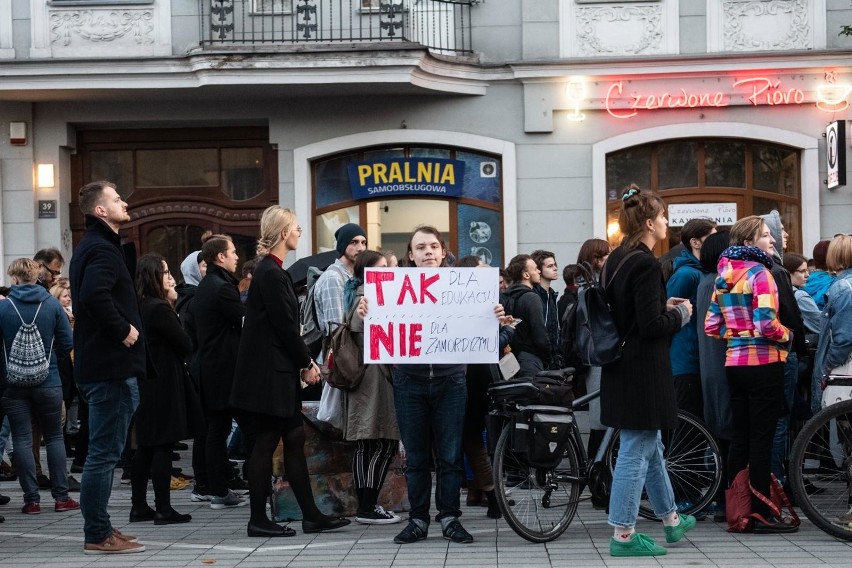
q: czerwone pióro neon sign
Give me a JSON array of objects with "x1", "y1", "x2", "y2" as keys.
[{"x1": 604, "y1": 77, "x2": 806, "y2": 119}]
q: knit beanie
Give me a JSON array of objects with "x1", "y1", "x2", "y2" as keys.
[{"x1": 335, "y1": 223, "x2": 366, "y2": 256}]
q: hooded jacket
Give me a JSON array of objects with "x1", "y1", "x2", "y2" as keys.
[
  {"x1": 666, "y1": 248, "x2": 707, "y2": 376},
  {"x1": 803, "y1": 270, "x2": 836, "y2": 311},
  {"x1": 760, "y1": 210, "x2": 807, "y2": 356},
  {"x1": 532, "y1": 283, "x2": 560, "y2": 365},
  {"x1": 0, "y1": 284, "x2": 73, "y2": 389},
  {"x1": 501, "y1": 283, "x2": 551, "y2": 362},
  {"x1": 813, "y1": 269, "x2": 852, "y2": 382},
  {"x1": 705, "y1": 246, "x2": 790, "y2": 366}
]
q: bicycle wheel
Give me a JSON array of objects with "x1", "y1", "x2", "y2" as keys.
[
  {"x1": 492, "y1": 422, "x2": 581, "y2": 543},
  {"x1": 605, "y1": 411, "x2": 722, "y2": 520},
  {"x1": 789, "y1": 399, "x2": 852, "y2": 540}
]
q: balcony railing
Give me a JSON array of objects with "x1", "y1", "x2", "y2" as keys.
[{"x1": 199, "y1": 0, "x2": 474, "y2": 54}]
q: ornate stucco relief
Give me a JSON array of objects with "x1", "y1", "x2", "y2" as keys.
[
  {"x1": 574, "y1": 2, "x2": 667, "y2": 56},
  {"x1": 723, "y1": 0, "x2": 811, "y2": 51},
  {"x1": 49, "y1": 10, "x2": 156, "y2": 47}
]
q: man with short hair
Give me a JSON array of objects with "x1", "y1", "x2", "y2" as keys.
[
  {"x1": 70, "y1": 181, "x2": 146, "y2": 554},
  {"x1": 530, "y1": 250, "x2": 561, "y2": 369},
  {"x1": 312, "y1": 223, "x2": 367, "y2": 354},
  {"x1": 501, "y1": 254, "x2": 551, "y2": 377},
  {"x1": 34, "y1": 247, "x2": 64, "y2": 290}
]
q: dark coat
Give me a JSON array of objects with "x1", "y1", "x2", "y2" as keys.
[
  {"x1": 769, "y1": 260, "x2": 807, "y2": 357},
  {"x1": 501, "y1": 284, "x2": 551, "y2": 362},
  {"x1": 600, "y1": 243, "x2": 682, "y2": 430},
  {"x1": 69, "y1": 215, "x2": 147, "y2": 383},
  {"x1": 192, "y1": 263, "x2": 244, "y2": 411},
  {"x1": 136, "y1": 297, "x2": 193, "y2": 446},
  {"x1": 230, "y1": 255, "x2": 312, "y2": 419}
]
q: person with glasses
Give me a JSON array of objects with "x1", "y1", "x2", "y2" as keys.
[{"x1": 34, "y1": 248, "x2": 64, "y2": 291}]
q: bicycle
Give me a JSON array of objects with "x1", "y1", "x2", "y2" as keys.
[
  {"x1": 489, "y1": 368, "x2": 723, "y2": 543},
  {"x1": 788, "y1": 381, "x2": 852, "y2": 541}
]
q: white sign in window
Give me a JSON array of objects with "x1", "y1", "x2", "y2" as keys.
[{"x1": 668, "y1": 203, "x2": 737, "y2": 227}]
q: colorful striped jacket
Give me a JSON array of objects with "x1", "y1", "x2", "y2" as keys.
[{"x1": 705, "y1": 246, "x2": 790, "y2": 366}]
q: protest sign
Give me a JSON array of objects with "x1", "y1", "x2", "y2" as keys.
[{"x1": 362, "y1": 266, "x2": 499, "y2": 364}]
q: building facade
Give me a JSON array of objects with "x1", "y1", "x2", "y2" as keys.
[{"x1": 1, "y1": 0, "x2": 851, "y2": 285}]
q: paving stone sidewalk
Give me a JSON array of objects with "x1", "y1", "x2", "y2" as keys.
[{"x1": 2, "y1": 469, "x2": 852, "y2": 568}]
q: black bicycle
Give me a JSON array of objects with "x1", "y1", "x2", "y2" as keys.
[
  {"x1": 788, "y1": 382, "x2": 852, "y2": 541},
  {"x1": 489, "y1": 369, "x2": 723, "y2": 543}
]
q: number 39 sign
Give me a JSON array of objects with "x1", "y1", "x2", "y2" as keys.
[{"x1": 363, "y1": 267, "x2": 500, "y2": 364}]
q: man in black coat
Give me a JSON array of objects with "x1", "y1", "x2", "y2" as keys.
[
  {"x1": 191, "y1": 235, "x2": 247, "y2": 509},
  {"x1": 500, "y1": 254, "x2": 551, "y2": 377},
  {"x1": 70, "y1": 181, "x2": 146, "y2": 554}
]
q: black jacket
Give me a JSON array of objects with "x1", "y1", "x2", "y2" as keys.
[
  {"x1": 769, "y1": 260, "x2": 807, "y2": 357},
  {"x1": 69, "y1": 215, "x2": 147, "y2": 383},
  {"x1": 600, "y1": 243, "x2": 682, "y2": 430},
  {"x1": 501, "y1": 284, "x2": 551, "y2": 362},
  {"x1": 136, "y1": 297, "x2": 193, "y2": 446},
  {"x1": 533, "y1": 284, "x2": 561, "y2": 366},
  {"x1": 230, "y1": 255, "x2": 311, "y2": 419},
  {"x1": 192, "y1": 263, "x2": 244, "y2": 411}
]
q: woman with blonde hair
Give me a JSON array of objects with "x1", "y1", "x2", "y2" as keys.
[
  {"x1": 705, "y1": 215, "x2": 794, "y2": 533},
  {"x1": 230, "y1": 205, "x2": 350, "y2": 537},
  {"x1": 601, "y1": 187, "x2": 696, "y2": 556}
]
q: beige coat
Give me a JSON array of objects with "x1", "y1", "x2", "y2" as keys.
[{"x1": 342, "y1": 287, "x2": 401, "y2": 441}]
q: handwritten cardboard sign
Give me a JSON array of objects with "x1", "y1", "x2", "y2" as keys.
[{"x1": 363, "y1": 267, "x2": 499, "y2": 364}]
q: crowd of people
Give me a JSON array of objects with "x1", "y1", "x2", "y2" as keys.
[{"x1": 0, "y1": 180, "x2": 850, "y2": 559}]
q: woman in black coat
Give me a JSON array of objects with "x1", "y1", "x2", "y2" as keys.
[
  {"x1": 129, "y1": 253, "x2": 193, "y2": 525},
  {"x1": 230, "y1": 205, "x2": 350, "y2": 538},
  {"x1": 602, "y1": 187, "x2": 695, "y2": 557}
]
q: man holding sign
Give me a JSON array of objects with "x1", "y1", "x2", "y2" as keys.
[{"x1": 357, "y1": 226, "x2": 503, "y2": 545}]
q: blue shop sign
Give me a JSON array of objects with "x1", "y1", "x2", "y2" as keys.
[{"x1": 348, "y1": 158, "x2": 465, "y2": 200}]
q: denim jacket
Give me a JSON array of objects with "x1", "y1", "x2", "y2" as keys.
[{"x1": 813, "y1": 269, "x2": 852, "y2": 382}]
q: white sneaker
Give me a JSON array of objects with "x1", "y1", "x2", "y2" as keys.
[{"x1": 355, "y1": 505, "x2": 402, "y2": 525}]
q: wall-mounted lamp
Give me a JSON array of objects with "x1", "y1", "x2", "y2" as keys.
[
  {"x1": 36, "y1": 164, "x2": 55, "y2": 189},
  {"x1": 566, "y1": 76, "x2": 587, "y2": 122}
]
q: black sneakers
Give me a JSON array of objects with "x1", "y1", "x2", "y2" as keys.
[
  {"x1": 442, "y1": 519, "x2": 473, "y2": 543},
  {"x1": 355, "y1": 505, "x2": 401, "y2": 525},
  {"x1": 394, "y1": 520, "x2": 428, "y2": 544}
]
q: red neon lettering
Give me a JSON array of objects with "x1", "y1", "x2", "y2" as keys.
[
  {"x1": 366, "y1": 270, "x2": 395, "y2": 306},
  {"x1": 420, "y1": 273, "x2": 440, "y2": 304},
  {"x1": 605, "y1": 81, "x2": 637, "y2": 119},
  {"x1": 370, "y1": 322, "x2": 394, "y2": 360},
  {"x1": 408, "y1": 323, "x2": 423, "y2": 356},
  {"x1": 731, "y1": 77, "x2": 805, "y2": 108},
  {"x1": 397, "y1": 275, "x2": 417, "y2": 305}
]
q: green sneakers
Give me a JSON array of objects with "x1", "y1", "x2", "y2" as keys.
[
  {"x1": 664, "y1": 513, "x2": 697, "y2": 543},
  {"x1": 610, "y1": 533, "x2": 666, "y2": 557}
]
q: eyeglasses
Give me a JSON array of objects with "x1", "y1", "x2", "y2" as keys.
[
  {"x1": 295, "y1": 226, "x2": 303, "y2": 234},
  {"x1": 795, "y1": 268, "x2": 809, "y2": 274},
  {"x1": 41, "y1": 263, "x2": 61, "y2": 277}
]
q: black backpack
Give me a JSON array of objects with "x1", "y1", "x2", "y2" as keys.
[{"x1": 564, "y1": 251, "x2": 640, "y2": 367}]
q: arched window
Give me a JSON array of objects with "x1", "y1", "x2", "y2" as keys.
[{"x1": 605, "y1": 138, "x2": 801, "y2": 254}]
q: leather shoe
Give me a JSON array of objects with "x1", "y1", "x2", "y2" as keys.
[
  {"x1": 302, "y1": 517, "x2": 351, "y2": 533},
  {"x1": 129, "y1": 505, "x2": 156, "y2": 523},
  {"x1": 752, "y1": 515, "x2": 798, "y2": 534},
  {"x1": 247, "y1": 522, "x2": 296, "y2": 537},
  {"x1": 0, "y1": 494, "x2": 10, "y2": 506},
  {"x1": 154, "y1": 508, "x2": 192, "y2": 525}
]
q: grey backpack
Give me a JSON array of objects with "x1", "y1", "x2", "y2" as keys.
[{"x1": 3, "y1": 300, "x2": 53, "y2": 387}]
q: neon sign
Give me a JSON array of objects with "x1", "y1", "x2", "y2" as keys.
[{"x1": 605, "y1": 78, "x2": 806, "y2": 119}]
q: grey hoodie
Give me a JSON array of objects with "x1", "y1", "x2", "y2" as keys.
[
  {"x1": 760, "y1": 210, "x2": 784, "y2": 264},
  {"x1": 180, "y1": 250, "x2": 203, "y2": 285}
]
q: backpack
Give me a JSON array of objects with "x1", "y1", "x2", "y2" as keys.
[
  {"x1": 569, "y1": 251, "x2": 641, "y2": 367},
  {"x1": 325, "y1": 309, "x2": 366, "y2": 392},
  {"x1": 299, "y1": 267, "x2": 325, "y2": 359},
  {"x1": 3, "y1": 300, "x2": 53, "y2": 387},
  {"x1": 726, "y1": 468, "x2": 800, "y2": 533}
]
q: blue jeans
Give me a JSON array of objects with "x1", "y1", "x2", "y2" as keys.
[
  {"x1": 0, "y1": 416, "x2": 10, "y2": 457},
  {"x1": 2, "y1": 386, "x2": 67, "y2": 504},
  {"x1": 608, "y1": 429, "x2": 677, "y2": 528},
  {"x1": 771, "y1": 352, "x2": 798, "y2": 484},
  {"x1": 393, "y1": 369, "x2": 466, "y2": 524},
  {"x1": 77, "y1": 378, "x2": 139, "y2": 544}
]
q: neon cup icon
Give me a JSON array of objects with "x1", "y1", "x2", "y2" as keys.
[{"x1": 817, "y1": 83, "x2": 852, "y2": 112}]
